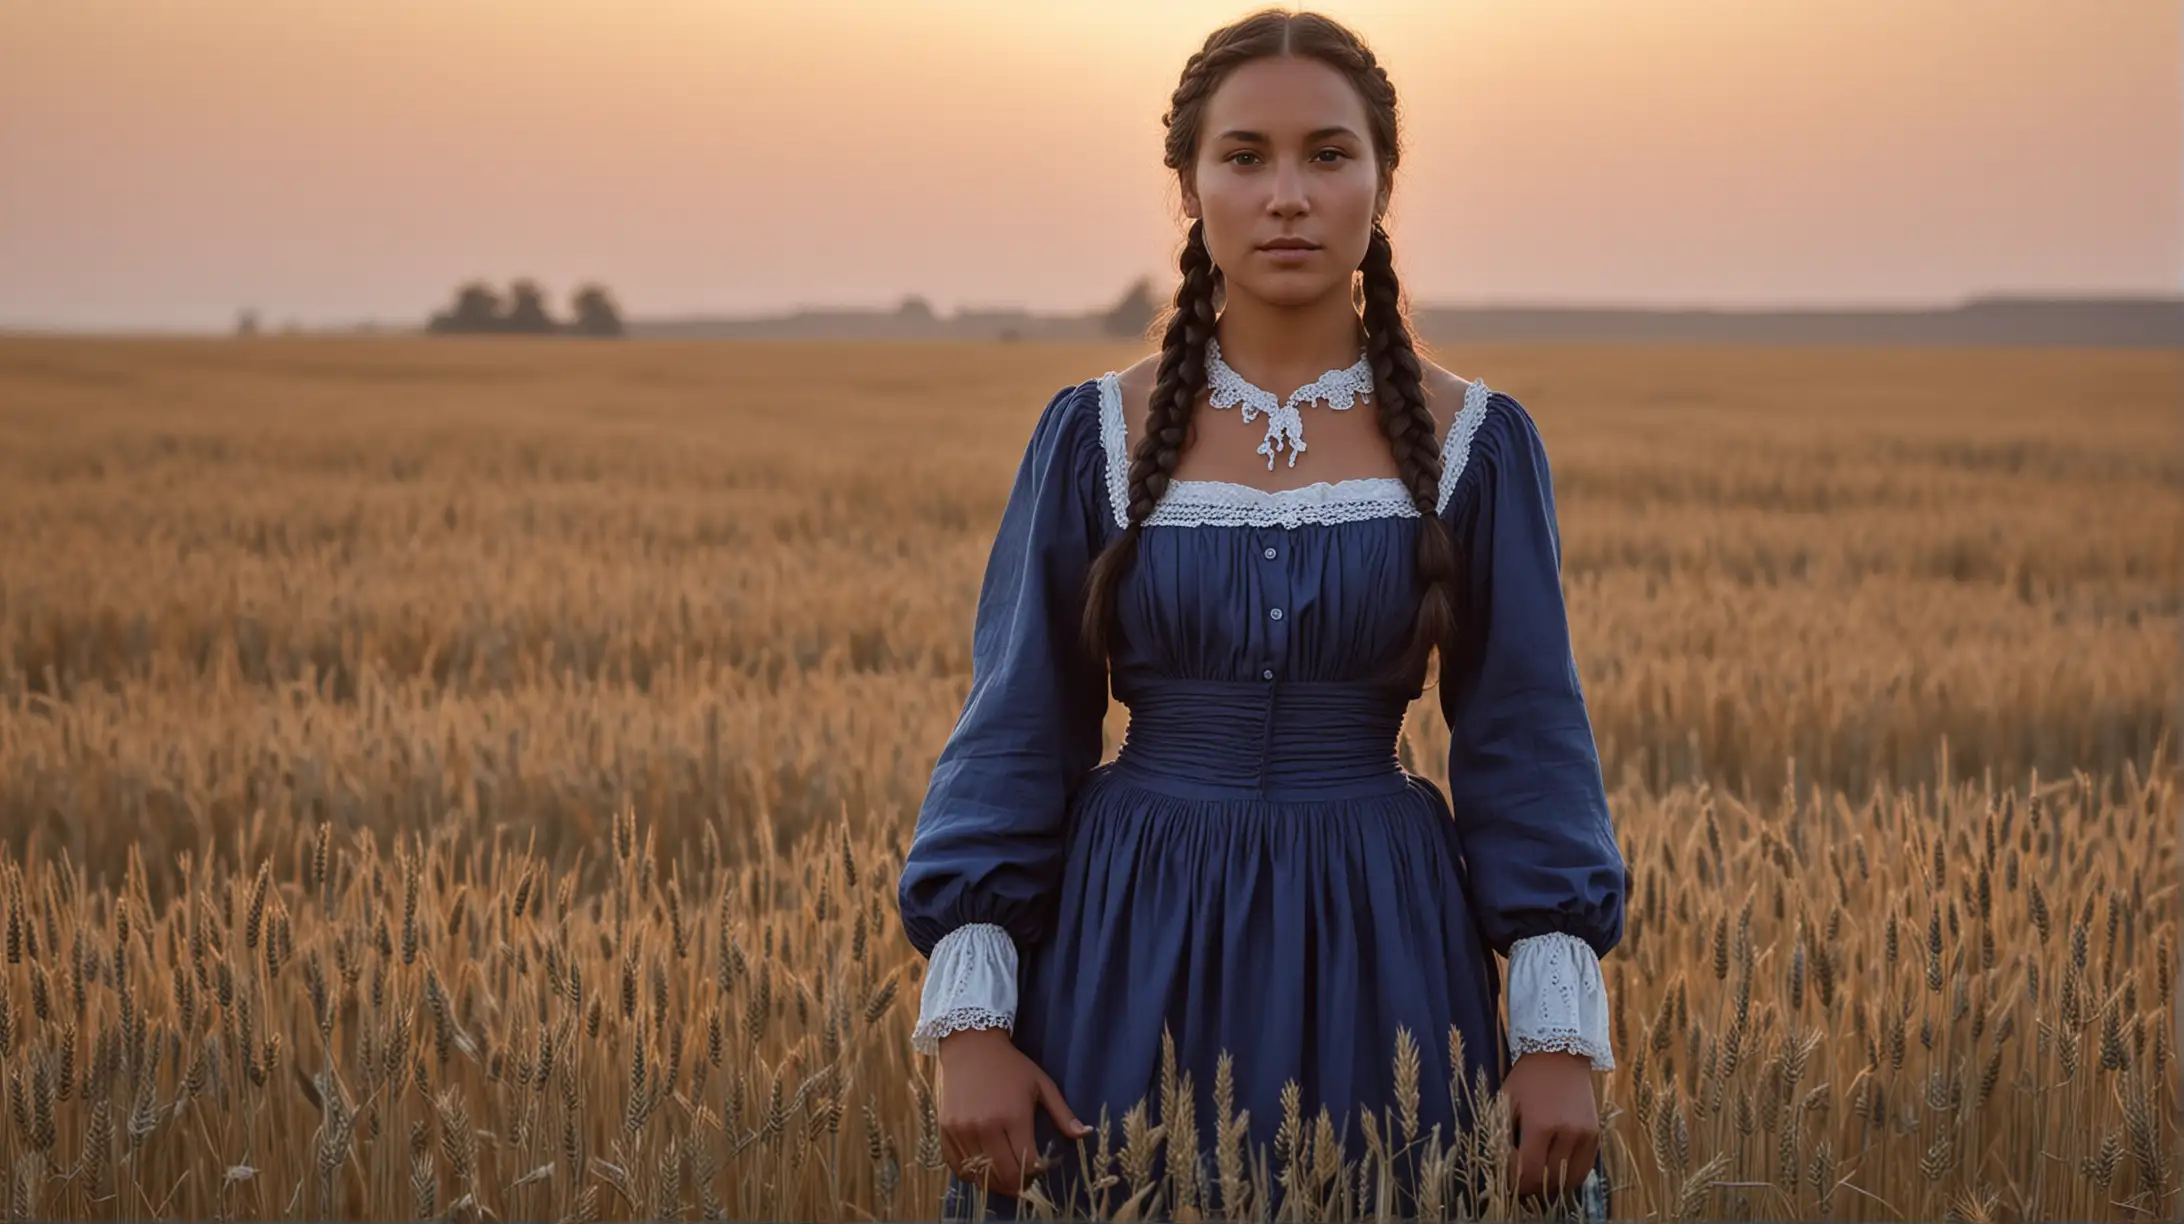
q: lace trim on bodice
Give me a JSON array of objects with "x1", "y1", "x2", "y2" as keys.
[
  {"x1": 1096, "y1": 371, "x2": 1492, "y2": 530},
  {"x1": 1140, "y1": 476, "x2": 1420, "y2": 530}
]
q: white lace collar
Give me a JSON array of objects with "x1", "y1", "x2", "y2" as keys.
[
  {"x1": 1205, "y1": 336, "x2": 1375, "y2": 471},
  {"x1": 1096, "y1": 371, "x2": 1492, "y2": 530}
]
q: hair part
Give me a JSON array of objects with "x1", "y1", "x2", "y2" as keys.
[{"x1": 1080, "y1": 7, "x2": 1462, "y2": 692}]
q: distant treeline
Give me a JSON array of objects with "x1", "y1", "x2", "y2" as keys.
[
  {"x1": 637, "y1": 286, "x2": 2184, "y2": 349},
  {"x1": 427, "y1": 279, "x2": 626, "y2": 337}
]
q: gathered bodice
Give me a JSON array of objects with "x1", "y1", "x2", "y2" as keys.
[{"x1": 1110, "y1": 676, "x2": 1414, "y2": 801}]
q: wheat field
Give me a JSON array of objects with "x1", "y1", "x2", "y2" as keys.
[{"x1": 0, "y1": 335, "x2": 2176, "y2": 1221}]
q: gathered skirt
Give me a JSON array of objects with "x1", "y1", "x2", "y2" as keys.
[{"x1": 934, "y1": 758, "x2": 1610, "y2": 1220}]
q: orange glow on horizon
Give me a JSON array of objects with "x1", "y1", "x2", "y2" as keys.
[{"x1": 0, "y1": 0, "x2": 2175, "y2": 330}]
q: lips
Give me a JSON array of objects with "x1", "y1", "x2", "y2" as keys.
[{"x1": 1259, "y1": 239, "x2": 1320, "y2": 251}]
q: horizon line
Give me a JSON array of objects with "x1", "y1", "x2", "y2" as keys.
[{"x1": 6, "y1": 289, "x2": 2181, "y2": 338}]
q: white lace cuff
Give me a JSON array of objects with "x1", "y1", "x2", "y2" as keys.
[
  {"x1": 912, "y1": 922, "x2": 1018, "y2": 1056},
  {"x1": 1506, "y1": 931, "x2": 1615, "y2": 1071}
]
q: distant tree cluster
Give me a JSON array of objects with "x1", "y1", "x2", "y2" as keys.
[
  {"x1": 1104, "y1": 276, "x2": 1160, "y2": 339},
  {"x1": 427, "y1": 279, "x2": 625, "y2": 337}
]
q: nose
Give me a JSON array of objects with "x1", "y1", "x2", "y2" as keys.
[{"x1": 1267, "y1": 156, "x2": 1309, "y2": 218}]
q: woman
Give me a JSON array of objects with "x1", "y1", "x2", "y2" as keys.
[{"x1": 897, "y1": 9, "x2": 1626, "y2": 1220}]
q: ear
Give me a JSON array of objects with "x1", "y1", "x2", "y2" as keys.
[{"x1": 1180, "y1": 175, "x2": 1202, "y2": 221}]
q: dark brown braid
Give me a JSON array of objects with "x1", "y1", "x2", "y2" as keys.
[
  {"x1": 1081, "y1": 8, "x2": 1463, "y2": 690},
  {"x1": 1358, "y1": 218, "x2": 1463, "y2": 689},
  {"x1": 1080, "y1": 216, "x2": 1219, "y2": 663}
]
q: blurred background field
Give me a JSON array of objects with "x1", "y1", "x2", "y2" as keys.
[
  {"x1": 0, "y1": 335, "x2": 2175, "y2": 1220},
  {"x1": 3, "y1": 338, "x2": 2175, "y2": 858}
]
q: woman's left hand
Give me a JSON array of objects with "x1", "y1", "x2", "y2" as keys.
[{"x1": 1503, "y1": 1049, "x2": 1599, "y2": 1203}]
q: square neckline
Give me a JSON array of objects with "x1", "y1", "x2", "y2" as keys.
[{"x1": 1094, "y1": 370, "x2": 1494, "y2": 531}]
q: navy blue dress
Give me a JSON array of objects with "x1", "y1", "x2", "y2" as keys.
[{"x1": 898, "y1": 370, "x2": 1627, "y2": 1218}]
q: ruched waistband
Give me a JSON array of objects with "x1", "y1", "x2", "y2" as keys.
[{"x1": 1109, "y1": 678, "x2": 1413, "y2": 800}]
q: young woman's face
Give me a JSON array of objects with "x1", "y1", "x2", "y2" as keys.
[{"x1": 1184, "y1": 55, "x2": 1387, "y2": 312}]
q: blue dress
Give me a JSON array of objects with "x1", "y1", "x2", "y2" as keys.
[{"x1": 898, "y1": 369, "x2": 1628, "y2": 1218}]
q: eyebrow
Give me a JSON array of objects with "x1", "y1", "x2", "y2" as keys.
[{"x1": 1214, "y1": 126, "x2": 1362, "y2": 144}]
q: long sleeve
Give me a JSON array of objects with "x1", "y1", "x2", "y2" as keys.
[
  {"x1": 897, "y1": 382, "x2": 1111, "y2": 1055},
  {"x1": 1438, "y1": 393, "x2": 1628, "y2": 1072}
]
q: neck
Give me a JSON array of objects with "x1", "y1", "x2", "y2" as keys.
[{"x1": 1211, "y1": 289, "x2": 1364, "y2": 395}]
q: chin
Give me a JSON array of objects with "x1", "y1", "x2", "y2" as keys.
[{"x1": 1227, "y1": 273, "x2": 1352, "y2": 310}]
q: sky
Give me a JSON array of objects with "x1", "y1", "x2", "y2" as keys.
[{"x1": 0, "y1": 0, "x2": 2177, "y2": 332}]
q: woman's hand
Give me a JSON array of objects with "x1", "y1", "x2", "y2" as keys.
[
  {"x1": 936, "y1": 1028, "x2": 1091, "y2": 1197},
  {"x1": 1503, "y1": 1049, "x2": 1600, "y2": 1204}
]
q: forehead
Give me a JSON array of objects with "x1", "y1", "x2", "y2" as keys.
[{"x1": 1201, "y1": 56, "x2": 1370, "y2": 141}]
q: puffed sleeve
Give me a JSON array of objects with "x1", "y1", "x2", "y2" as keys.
[
  {"x1": 897, "y1": 381, "x2": 1111, "y2": 1055},
  {"x1": 1437, "y1": 390, "x2": 1628, "y2": 1072}
]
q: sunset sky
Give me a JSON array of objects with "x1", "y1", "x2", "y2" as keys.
[{"x1": 1, "y1": 1, "x2": 2177, "y2": 332}]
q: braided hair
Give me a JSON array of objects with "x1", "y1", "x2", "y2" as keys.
[{"x1": 1080, "y1": 8, "x2": 1461, "y2": 691}]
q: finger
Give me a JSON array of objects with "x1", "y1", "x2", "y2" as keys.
[
  {"x1": 965, "y1": 1129, "x2": 1000, "y2": 1192},
  {"x1": 962, "y1": 1123, "x2": 994, "y2": 1191},
  {"x1": 1542, "y1": 1128, "x2": 1579, "y2": 1201},
  {"x1": 976, "y1": 1121, "x2": 1021, "y2": 1195},
  {"x1": 959, "y1": 1123, "x2": 999, "y2": 1192},
  {"x1": 1512, "y1": 1117, "x2": 1547, "y2": 1199},
  {"x1": 1033, "y1": 1069, "x2": 1090, "y2": 1139},
  {"x1": 1004, "y1": 1115, "x2": 1041, "y2": 1190},
  {"x1": 940, "y1": 1125, "x2": 969, "y2": 1179},
  {"x1": 1568, "y1": 1130, "x2": 1599, "y2": 1201}
]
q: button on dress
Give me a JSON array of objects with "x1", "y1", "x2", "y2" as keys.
[{"x1": 898, "y1": 371, "x2": 1629, "y2": 1218}]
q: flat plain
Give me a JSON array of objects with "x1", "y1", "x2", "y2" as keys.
[{"x1": 0, "y1": 336, "x2": 2175, "y2": 1220}]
